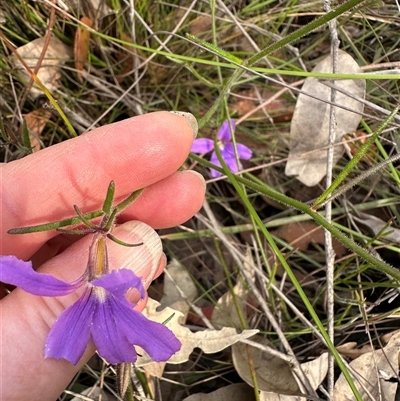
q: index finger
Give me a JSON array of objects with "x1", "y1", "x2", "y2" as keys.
[{"x1": 1, "y1": 111, "x2": 197, "y2": 257}]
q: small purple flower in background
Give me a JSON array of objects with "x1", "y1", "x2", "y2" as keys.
[
  {"x1": 0, "y1": 252, "x2": 181, "y2": 365},
  {"x1": 191, "y1": 119, "x2": 253, "y2": 178}
]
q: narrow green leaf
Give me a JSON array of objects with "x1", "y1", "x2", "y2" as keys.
[
  {"x1": 106, "y1": 233, "x2": 143, "y2": 247},
  {"x1": 115, "y1": 188, "x2": 145, "y2": 213},
  {"x1": 102, "y1": 181, "x2": 116, "y2": 215},
  {"x1": 7, "y1": 211, "x2": 103, "y2": 234},
  {"x1": 247, "y1": 0, "x2": 368, "y2": 67},
  {"x1": 73, "y1": 205, "x2": 96, "y2": 229},
  {"x1": 21, "y1": 120, "x2": 33, "y2": 154},
  {"x1": 186, "y1": 34, "x2": 243, "y2": 64}
]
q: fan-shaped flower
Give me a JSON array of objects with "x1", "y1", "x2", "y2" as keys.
[
  {"x1": 191, "y1": 119, "x2": 252, "y2": 178},
  {"x1": 0, "y1": 254, "x2": 181, "y2": 365}
]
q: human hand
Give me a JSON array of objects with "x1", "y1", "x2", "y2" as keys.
[{"x1": 0, "y1": 111, "x2": 205, "y2": 400}]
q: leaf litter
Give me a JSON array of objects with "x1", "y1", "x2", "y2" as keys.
[
  {"x1": 136, "y1": 298, "x2": 259, "y2": 367},
  {"x1": 136, "y1": 260, "x2": 258, "y2": 370},
  {"x1": 333, "y1": 331, "x2": 400, "y2": 401}
]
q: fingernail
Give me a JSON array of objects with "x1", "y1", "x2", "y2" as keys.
[
  {"x1": 169, "y1": 111, "x2": 198, "y2": 138},
  {"x1": 182, "y1": 170, "x2": 207, "y2": 191}
]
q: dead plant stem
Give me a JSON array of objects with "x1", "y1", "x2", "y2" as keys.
[{"x1": 323, "y1": 0, "x2": 340, "y2": 395}]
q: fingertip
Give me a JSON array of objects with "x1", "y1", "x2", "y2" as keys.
[
  {"x1": 154, "y1": 253, "x2": 167, "y2": 280},
  {"x1": 119, "y1": 170, "x2": 205, "y2": 228},
  {"x1": 168, "y1": 111, "x2": 198, "y2": 138}
]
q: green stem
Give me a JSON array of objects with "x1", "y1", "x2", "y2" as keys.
[
  {"x1": 190, "y1": 154, "x2": 400, "y2": 282},
  {"x1": 313, "y1": 105, "x2": 400, "y2": 209},
  {"x1": 8, "y1": 187, "x2": 145, "y2": 235},
  {"x1": 198, "y1": 0, "x2": 368, "y2": 128},
  {"x1": 213, "y1": 145, "x2": 364, "y2": 400},
  {"x1": 7, "y1": 211, "x2": 104, "y2": 234},
  {"x1": 246, "y1": 0, "x2": 367, "y2": 67}
]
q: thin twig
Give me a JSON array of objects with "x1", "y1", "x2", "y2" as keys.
[{"x1": 323, "y1": 0, "x2": 340, "y2": 395}]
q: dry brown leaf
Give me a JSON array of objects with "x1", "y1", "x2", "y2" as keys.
[
  {"x1": 74, "y1": 17, "x2": 92, "y2": 80},
  {"x1": 12, "y1": 36, "x2": 72, "y2": 99},
  {"x1": 381, "y1": 329, "x2": 400, "y2": 345},
  {"x1": 285, "y1": 49, "x2": 366, "y2": 186},
  {"x1": 273, "y1": 222, "x2": 346, "y2": 257},
  {"x1": 258, "y1": 353, "x2": 329, "y2": 400},
  {"x1": 231, "y1": 88, "x2": 294, "y2": 123},
  {"x1": 188, "y1": 15, "x2": 212, "y2": 35},
  {"x1": 183, "y1": 383, "x2": 256, "y2": 401},
  {"x1": 336, "y1": 342, "x2": 374, "y2": 360},
  {"x1": 141, "y1": 259, "x2": 198, "y2": 382},
  {"x1": 136, "y1": 298, "x2": 259, "y2": 367},
  {"x1": 298, "y1": 353, "x2": 329, "y2": 392},
  {"x1": 142, "y1": 361, "x2": 166, "y2": 396},
  {"x1": 333, "y1": 331, "x2": 400, "y2": 401},
  {"x1": 210, "y1": 286, "x2": 247, "y2": 329},
  {"x1": 22, "y1": 108, "x2": 52, "y2": 152},
  {"x1": 232, "y1": 334, "x2": 299, "y2": 394}
]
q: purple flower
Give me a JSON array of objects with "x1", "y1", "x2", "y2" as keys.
[
  {"x1": 191, "y1": 119, "x2": 253, "y2": 178},
  {"x1": 0, "y1": 255, "x2": 181, "y2": 365}
]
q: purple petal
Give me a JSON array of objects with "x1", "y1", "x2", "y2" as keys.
[
  {"x1": 191, "y1": 138, "x2": 214, "y2": 153},
  {"x1": 0, "y1": 255, "x2": 82, "y2": 296},
  {"x1": 92, "y1": 294, "x2": 138, "y2": 364},
  {"x1": 224, "y1": 143, "x2": 253, "y2": 160},
  {"x1": 113, "y1": 298, "x2": 181, "y2": 362},
  {"x1": 209, "y1": 152, "x2": 223, "y2": 178},
  {"x1": 217, "y1": 120, "x2": 236, "y2": 142},
  {"x1": 45, "y1": 290, "x2": 94, "y2": 364},
  {"x1": 92, "y1": 269, "x2": 146, "y2": 303},
  {"x1": 221, "y1": 150, "x2": 241, "y2": 173}
]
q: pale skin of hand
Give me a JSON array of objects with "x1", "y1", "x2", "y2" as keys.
[{"x1": 0, "y1": 111, "x2": 206, "y2": 401}]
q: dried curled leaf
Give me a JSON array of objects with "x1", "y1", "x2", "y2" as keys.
[
  {"x1": 260, "y1": 353, "x2": 329, "y2": 400},
  {"x1": 22, "y1": 108, "x2": 52, "y2": 152},
  {"x1": 136, "y1": 298, "x2": 259, "y2": 366},
  {"x1": 74, "y1": 16, "x2": 92, "y2": 80},
  {"x1": 285, "y1": 49, "x2": 365, "y2": 186},
  {"x1": 232, "y1": 335, "x2": 299, "y2": 394},
  {"x1": 211, "y1": 247, "x2": 255, "y2": 329}
]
